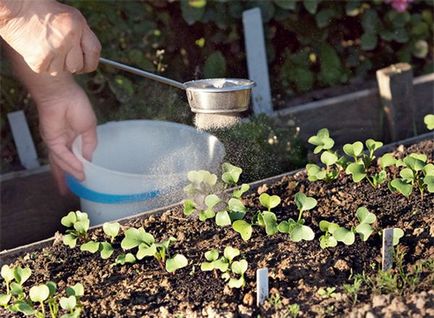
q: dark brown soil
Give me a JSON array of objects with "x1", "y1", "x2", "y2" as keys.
[{"x1": 1, "y1": 140, "x2": 433, "y2": 318}]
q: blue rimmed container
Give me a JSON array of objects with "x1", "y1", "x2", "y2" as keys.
[{"x1": 68, "y1": 120, "x2": 225, "y2": 225}]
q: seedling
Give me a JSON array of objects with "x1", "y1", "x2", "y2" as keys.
[
  {"x1": 113, "y1": 253, "x2": 136, "y2": 266},
  {"x1": 306, "y1": 150, "x2": 341, "y2": 182},
  {"x1": 424, "y1": 113, "x2": 434, "y2": 130},
  {"x1": 287, "y1": 303, "x2": 300, "y2": 318},
  {"x1": 317, "y1": 287, "x2": 336, "y2": 299},
  {"x1": 319, "y1": 207, "x2": 377, "y2": 247},
  {"x1": 103, "y1": 222, "x2": 120, "y2": 243},
  {"x1": 278, "y1": 192, "x2": 315, "y2": 242},
  {"x1": 389, "y1": 153, "x2": 434, "y2": 199},
  {"x1": 256, "y1": 193, "x2": 281, "y2": 235},
  {"x1": 343, "y1": 275, "x2": 363, "y2": 304},
  {"x1": 61, "y1": 211, "x2": 90, "y2": 248},
  {"x1": 200, "y1": 246, "x2": 248, "y2": 288},
  {"x1": 120, "y1": 228, "x2": 187, "y2": 273},
  {"x1": 308, "y1": 128, "x2": 334, "y2": 154}
]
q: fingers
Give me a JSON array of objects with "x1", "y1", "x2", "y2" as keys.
[
  {"x1": 64, "y1": 45, "x2": 84, "y2": 74},
  {"x1": 49, "y1": 144, "x2": 85, "y2": 181},
  {"x1": 80, "y1": 26, "x2": 101, "y2": 73},
  {"x1": 48, "y1": 53, "x2": 67, "y2": 76},
  {"x1": 49, "y1": 156, "x2": 68, "y2": 195},
  {"x1": 80, "y1": 128, "x2": 97, "y2": 162}
]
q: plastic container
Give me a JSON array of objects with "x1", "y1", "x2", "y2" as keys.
[{"x1": 66, "y1": 120, "x2": 225, "y2": 225}]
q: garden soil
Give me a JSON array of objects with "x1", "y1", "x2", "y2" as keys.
[{"x1": 1, "y1": 140, "x2": 433, "y2": 317}]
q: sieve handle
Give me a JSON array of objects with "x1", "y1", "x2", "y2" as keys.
[{"x1": 99, "y1": 57, "x2": 186, "y2": 90}]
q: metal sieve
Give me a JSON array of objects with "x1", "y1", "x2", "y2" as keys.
[{"x1": 99, "y1": 57, "x2": 255, "y2": 114}]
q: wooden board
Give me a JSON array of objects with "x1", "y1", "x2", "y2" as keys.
[{"x1": 0, "y1": 167, "x2": 79, "y2": 250}]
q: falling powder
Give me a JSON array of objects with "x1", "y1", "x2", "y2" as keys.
[{"x1": 194, "y1": 113, "x2": 242, "y2": 130}]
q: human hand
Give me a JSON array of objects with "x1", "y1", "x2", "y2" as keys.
[
  {"x1": 0, "y1": 0, "x2": 101, "y2": 75},
  {"x1": 36, "y1": 78, "x2": 97, "y2": 194}
]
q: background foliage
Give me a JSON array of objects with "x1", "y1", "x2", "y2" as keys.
[{"x1": 1, "y1": 0, "x2": 433, "y2": 174}]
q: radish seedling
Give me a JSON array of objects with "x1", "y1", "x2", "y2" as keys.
[
  {"x1": 424, "y1": 113, "x2": 434, "y2": 130},
  {"x1": 256, "y1": 193, "x2": 280, "y2": 235},
  {"x1": 61, "y1": 211, "x2": 90, "y2": 248},
  {"x1": 200, "y1": 246, "x2": 248, "y2": 288},
  {"x1": 278, "y1": 192, "x2": 316, "y2": 242},
  {"x1": 390, "y1": 154, "x2": 434, "y2": 198},
  {"x1": 308, "y1": 128, "x2": 335, "y2": 154}
]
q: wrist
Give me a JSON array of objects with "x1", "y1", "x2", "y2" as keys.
[{"x1": 0, "y1": 0, "x2": 23, "y2": 28}]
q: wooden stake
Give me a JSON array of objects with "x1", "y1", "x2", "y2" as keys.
[
  {"x1": 256, "y1": 267, "x2": 269, "y2": 306},
  {"x1": 382, "y1": 228, "x2": 394, "y2": 271}
]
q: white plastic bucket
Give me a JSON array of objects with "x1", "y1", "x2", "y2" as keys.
[{"x1": 67, "y1": 120, "x2": 225, "y2": 225}]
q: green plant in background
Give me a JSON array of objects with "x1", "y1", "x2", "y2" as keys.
[
  {"x1": 61, "y1": 211, "x2": 90, "y2": 248},
  {"x1": 319, "y1": 207, "x2": 377, "y2": 247},
  {"x1": 200, "y1": 246, "x2": 248, "y2": 289},
  {"x1": 0, "y1": 265, "x2": 84, "y2": 318},
  {"x1": 278, "y1": 192, "x2": 316, "y2": 242},
  {"x1": 389, "y1": 153, "x2": 434, "y2": 198},
  {"x1": 424, "y1": 114, "x2": 434, "y2": 130}
]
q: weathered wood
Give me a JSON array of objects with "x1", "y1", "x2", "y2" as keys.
[
  {"x1": 376, "y1": 63, "x2": 415, "y2": 142},
  {"x1": 0, "y1": 168, "x2": 79, "y2": 250},
  {"x1": 7, "y1": 111, "x2": 40, "y2": 169},
  {"x1": 242, "y1": 8, "x2": 273, "y2": 114}
]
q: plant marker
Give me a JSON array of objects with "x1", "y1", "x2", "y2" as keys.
[
  {"x1": 382, "y1": 228, "x2": 394, "y2": 271},
  {"x1": 256, "y1": 268, "x2": 269, "y2": 306}
]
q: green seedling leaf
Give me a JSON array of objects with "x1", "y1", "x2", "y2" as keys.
[
  {"x1": 424, "y1": 175, "x2": 434, "y2": 193},
  {"x1": 333, "y1": 227, "x2": 355, "y2": 245},
  {"x1": 46, "y1": 281, "x2": 57, "y2": 297},
  {"x1": 183, "y1": 199, "x2": 196, "y2": 216},
  {"x1": 392, "y1": 228, "x2": 404, "y2": 246},
  {"x1": 121, "y1": 227, "x2": 155, "y2": 250},
  {"x1": 403, "y1": 155, "x2": 426, "y2": 171},
  {"x1": 215, "y1": 211, "x2": 231, "y2": 227},
  {"x1": 345, "y1": 162, "x2": 367, "y2": 182},
  {"x1": 365, "y1": 139, "x2": 383, "y2": 153},
  {"x1": 232, "y1": 220, "x2": 252, "y2": 241},
  {"x1": 228, "y1": 198, "x2": 246, "y2": 213},
  {"x1": 63, "y1": 234, "x2": 78, "y2": 248},
  {"x1": 294, "y1": 192, "x2": 317, "y2": 212},
  {"x1": 289, "y1": 223, "x2": 315, "y2": 242},
  {"x1": 231, "y1": 259, "x2": 248, "y2": 275},
  {"x1": 10, "y1": 301, "x2": 35, "y2": 315},
  {"x1": 213, "y1": 258, "x2": 229, "y2": 272},
  {"x1": 224, "y1": 246, "x2": 240, "y2": 262},
  {"x1": 390, "y1": 179, "x2": 413, "y2": 197},
  {"x1": 228, "y1": 277, "x2": 245, "y2": 289},
  {"x1": 137, "y1": 243, "x2": 157, "y2": 260},
  {"x1": 343, "y1": 141, "x2": 364, "y2": 158},
  {"x1": 29, "y1": 284, "x2": 49, "y2": 303},
  {"x1": 200, "y1": 262, "x2": 215, "y2": 271},
  {"x1": 60, "y1": 295, "x2": 77, "y2": 311},
  {"x1": 10, "y1": 282, "x2": 23, "y2": 295},
  {"x1": 319, "y1": 220, "x2": 339, "y2": 234},
  {"x1": 400, "y1": 168, "x2": 414, "y2": 181},
  {"x1": 424, "y1": 114, "x2": 434, "y2": 130},
  {"x1": 308, "y1": 128, "x2": 334, "y2": 154},
  {"x1": 166, "y1": 254, "x2": 188, "y2": 273},
  {"x1": 66, "y1": 283, "x2": 84, "y2": 297},
  {"x1": 100, "y1": 242, "x2": 114, "y2": 259},
  {"x1": 1, "y1": 265, "x2": 14, "y2": 282},
  {"x1": 222, "y1": 162, "x2": 242, "y2": 184},
  {"x1": 187, "y1": 170, "x2": 217, "y2": 186},
  {"x1": 320, "y1": 151, "x2": 338, "y2": 166},
  {"x1": 259, "y1": 212, "x2": 278, "y2": 235},
  {"x1": 277, "y1": 220, "x2": 290, "y2": 233},
  {"x1": 80, "y1": 241, "x2": 100, "y2": 254},
  {"x1": 205, "y1": 194, "x2": 221, "y2": 209},
  {"x1": 306, "y1": 164, "x2": 324, "y2": 181},
  {"x1": 355, "y1": 223, "x2": 374, "y2": 241},
  {"x1": 380, "y1": 153, "x2": 397, "y2": 169},
  {"x1": 114, "y1": 253, "x2": 136, "y2": 265},
  {"x1": 61, "y1": 212, "x2": 77, "y2": 227},
  {"x1": 160, "y1": 237, "x2": 176, "y2": 251},
  {"x1": 75, "y1": 211, "x2": 89, "y2": 221},
  {"x1": 0, "y1": 294, "x2": 11, "y2": 306},
  {"x1": 424, "y1": 164, "x2": 434, "y2": 176},
  {"x1": 73, "y1": 218, "x2": 90, "y2": 234},
  {"x1": 14, "y1": 267, "x2": 31, "y2": 285},
  {"x1": 199, "y1": 209, "x2": 215, "y2": 221},
  {"x1": 259, "y1": 193, "x2": 281, "y2": 210},
  {"x1": 103, "y1": 222, "x2": 120, "y2": 240},
  {"x1": 232, "y1": 184, "x2": 249, "y2": 199},
  {"x1": 205, "y1": 249, "x2": 219, "y2": 262},
  {"x1": 319, "y1": 235, "x2": 338, "y2": 249},
  {"x1": 356, "y1": 207, "x2": 376, "y2": 224}
]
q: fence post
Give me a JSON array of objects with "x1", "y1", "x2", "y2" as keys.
[
  {"x1": 376, "y1": 63, "x2": 415, "y2": 141},
  {"x1": 242, "y1": 8, "x2": 273, "y2": 114}
]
